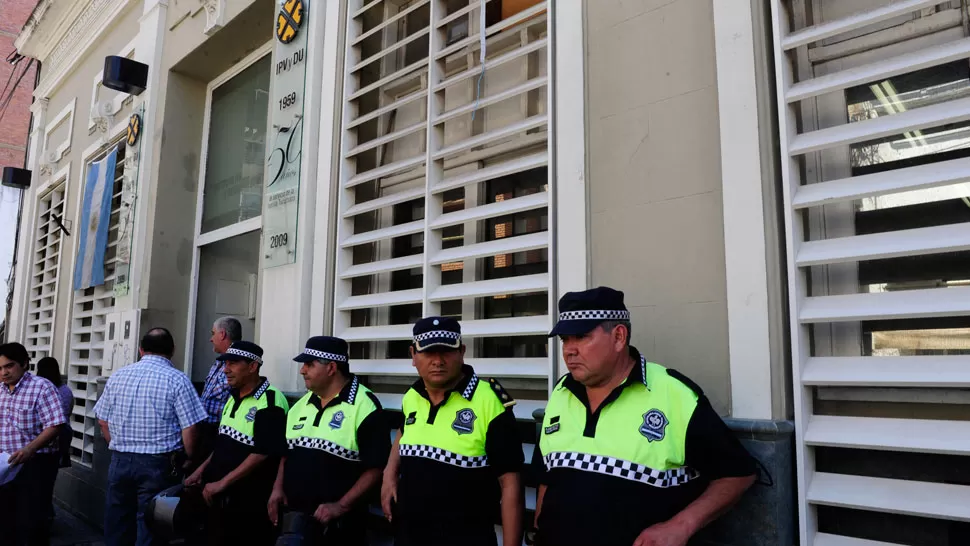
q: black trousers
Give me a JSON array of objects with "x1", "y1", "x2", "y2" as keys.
[
  {"x1": 180, "y1": 486, "x2": 277, "y2": 546},
  {"x1": 277, "y1": 509, "x2": 367, "y2": 546},
  {"x1": 0, "y1": 452, "x2": 59, "y2": 546}
]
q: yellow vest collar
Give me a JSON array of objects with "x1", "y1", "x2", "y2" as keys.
[{"x1": 411, "y1": 364, "x2": 478, "y2": 402}]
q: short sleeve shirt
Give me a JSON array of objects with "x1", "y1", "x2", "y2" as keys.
[
  {"x1": 94, "y1": 355, "x2": 206, "y2": 454},
  {"x1": 204, "y1": 378, "x2": 288, "y2": 497},
  {"x1": 283, "y1": 375, "x2": 390, "y2": 512},
  {"x1": 534, "y1": 347, "x2": 756, "y2": 546},
  {"x1": 0, "y1": 373, "x2": 66, "y2": 454},
  {"x1": 394, "y1": 366, "x2": 523, "y2": 544}
]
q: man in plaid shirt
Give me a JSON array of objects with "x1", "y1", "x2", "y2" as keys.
[
  {"x1": 96, "y1": 328, "x2": 206, "y2": 546},
  {"x1": 198, "y1": 317, "x2": 241, "y2": 456},
  {"x1": 0, "y1": 342, "x2": 67, "y2": 545}
]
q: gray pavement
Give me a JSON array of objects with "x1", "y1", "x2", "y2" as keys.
[{"x1": 50, "y1": 505, "x2": 104, "y2": 546}]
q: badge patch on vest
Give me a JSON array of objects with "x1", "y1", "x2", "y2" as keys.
[
  {"x1": 452, "y1": 408, "x2": 476, "y2": 435},
  {"x1": 245, "y1": 407, "x2": 258, "y2": 422},
  {"x1": 544, "y1": 415, "x2": 560, "y2": 435},
  {"x1": 405, "y1": 411, "x2": 417, "y2": 426},
  {"x1": 639, "y1": 409, "x2": 668, "y2": 442},
  {"x1": 329, "y1": 410, "x2": 345, "y2": 430},
  {"x1": 292, "y1": 424, "x2": 304, "y2": 430}
]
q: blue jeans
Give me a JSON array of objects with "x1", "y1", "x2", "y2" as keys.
[{"x1": 104, "y1": 451, "x2": 175, "y2": 546}]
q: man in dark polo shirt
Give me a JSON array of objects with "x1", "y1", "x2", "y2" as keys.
[
  {"x1": 268, "y1": 336, "x2": 389, "y2": 545},
  {"x1": 381, "y1": 317, "x2": 523, "y2": 546},
  {"x1": 532, "y1": 287, "x2": 756, "y2": 546},
  {"x1": 183, "y1": 341, "x2": 288, "y2": 545}
]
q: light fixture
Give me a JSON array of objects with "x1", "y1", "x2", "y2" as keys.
[{"x1": 102, "y1": 56, "x2": 149, "y2": 96}]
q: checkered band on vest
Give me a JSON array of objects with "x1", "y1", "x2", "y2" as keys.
[
  {"x1": 219, "y1": 424, "x2": 255, "y2": 447},
  {"x1": 413, "y1": 330, "x2": 461, "y2": 343},
  {"x1": 557, "y1": 309, "x2": 631, "y2": 322},
  {"x1": 462, "y1": 374, "x2": 479, "y2": 401},
  {"x1": 288, "y1": 436, "x2": 360, "y2": 461},
  {"x1": 346, "y1": 376, "x2": 360, "y2": 404},
  {"x1": 254, "y1": 380, "x2": 271, "y2": 400},
  {"x1": 543, "y1": 451, "x2": 698, "y2": 488},
  {"x1": 302, "y1": 348, "x2": 348, "y2": 362},
  {"x1": 400, "y1": 444, "x2": 488, "y2": 468},
  {"x1": 226, "y1": 347, "x2": 262, "y2": 363}
]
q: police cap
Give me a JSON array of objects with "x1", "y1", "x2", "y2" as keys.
[
  {"x1": 217, "y1": 340, "x2": 264, "y2": 364},
  {"x1": 412, "y1": 316, "x2": 462, "y2": 352},
  {"x1": 293, "y1": 336, "x2": 349, "y2": 364},
  {"x1": 548, "y1": 286, "x2": 630, "y2": 337}
]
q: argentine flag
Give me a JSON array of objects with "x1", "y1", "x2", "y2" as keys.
[{"x1": 74, "y1": 147, "x2": 118, "y2": 290}]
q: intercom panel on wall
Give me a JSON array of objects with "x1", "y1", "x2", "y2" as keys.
[{"x1": 102, "y1": 309, "x2": 141, "y2": 376}]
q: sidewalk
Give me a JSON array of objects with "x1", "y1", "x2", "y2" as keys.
[{"x1": 51, "y1": 505, "x2": 104, "y2": 546}]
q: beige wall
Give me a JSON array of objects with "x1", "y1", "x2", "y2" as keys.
[
  {"x1": 140, "y1": 0, "x2": 274, "y2": 373},
  {"x1": 585, "y1": 0, "x2": 732, "y2": 413}
]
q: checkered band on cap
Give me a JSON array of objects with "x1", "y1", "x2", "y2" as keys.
[
  {"x1": 557, "y1": 310, "x2": 631, "y2": 322},
  {"x1": 302, "y1": 348, "x2": 348, "y2": 363},
  {"x1": 226, "y1": 347, "x2": 262, "y2": 363},
  {"x1": 543, "y1": 451, "x2": 698, "y2": 488},
  {"x1": 414, "y1": 330, "x2": 461, "y2": 343},
  {"x1": 218, "y1": 424, "x2": 255, "y2": 447},
  {"x1": 288, "y1": 436, "x2": 360, "y2": 461},
  {"x1": 400, "y1": 444, "x2": 488, "y2": 468}
]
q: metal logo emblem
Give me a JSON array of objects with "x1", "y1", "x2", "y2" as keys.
[
  {"x1": 329, "y1": 410, "x2": 345, "y2": 430},
  {"x1": 276, "y1": 0, "x2": 305, "y2": 44},
  {"x1": 126, "y1": 114, "x2": 141, "y2": 146},
  {"x1": 639, "y1": 409, "x2": 668, "y2": 442},
  {"x1": 452, "y1": 408, "x2": 476, "y2": 435}
]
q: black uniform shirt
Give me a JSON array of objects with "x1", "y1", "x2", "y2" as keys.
[
  {"x1": 534, "y1": 348, "x2": 757, "y2": 546},
  {"x1": 204, "y1": 378, "x2": 287, "y2": 498},
  {"x1": 395, "y1": 366, "x2": 523, "y2": 546},
  {"x1": 283, "y1": 376, "x2": 390, "y2": 512}
]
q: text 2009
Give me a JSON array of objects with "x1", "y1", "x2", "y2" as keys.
[{"x1": 269, "y1": 233, "x2": 289, "y2": 249}]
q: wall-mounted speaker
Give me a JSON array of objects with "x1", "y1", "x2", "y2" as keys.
[
  {"x1": 103, "y1": 56, "x2": 148, "y2": 96},
  {"x1": 1, "y1": 167, "x2": 31, "y2": 190}
]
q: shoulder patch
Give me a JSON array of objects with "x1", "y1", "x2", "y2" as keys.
[
  {"x1": 365, "y1": 391, "x2": 383, "y2": 411},
  {"x1": 666, "y1": 369, "x2": 704, "y2": 397},
  {"x1": 485, "y1": 377, "x2": 516, "y2": 408}
]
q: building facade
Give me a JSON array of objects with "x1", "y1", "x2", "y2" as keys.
[
  {"x1": 10, "y1": 0, "x2": 970, "y2": 544},
  {"x1": 0, "y1": 0, "x2": 40, "y2": 330}
]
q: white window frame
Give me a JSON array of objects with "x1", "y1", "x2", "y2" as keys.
[{"x1": 183, "y1": 42, "x2": 273, "y2": 376}]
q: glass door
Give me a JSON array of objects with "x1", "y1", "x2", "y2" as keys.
[{"x1": 187, "y1": 47, "x2": 272, "y2": 382}]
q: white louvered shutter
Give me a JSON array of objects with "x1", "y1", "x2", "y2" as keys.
[
  {"x1": 25, "y1": 183, "x2": 67, "y2": 362},
  {"x1": 769, "y1": 1, "x2": 970, "y2": 543},
  {"x1": 334, "y1": 0, "x2": 553, "y2": 417}
]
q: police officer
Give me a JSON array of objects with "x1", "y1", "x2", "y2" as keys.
[
  {"x1": 267, "y1": 336, "x2": 390, "y2": 545},
  {"x1": 381, "y1": 317, "x2": 523, "y2": 546},
  {"x1": 183, "y1": 341, "x2": 289, "y2": 546},
  {"x1": 531, "y1": 287, "x2": 757, "y2": 546}
]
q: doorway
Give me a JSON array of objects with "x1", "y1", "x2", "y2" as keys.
[{"x1": 186, "y1": 45, "x2": 272, "y2": 382}]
